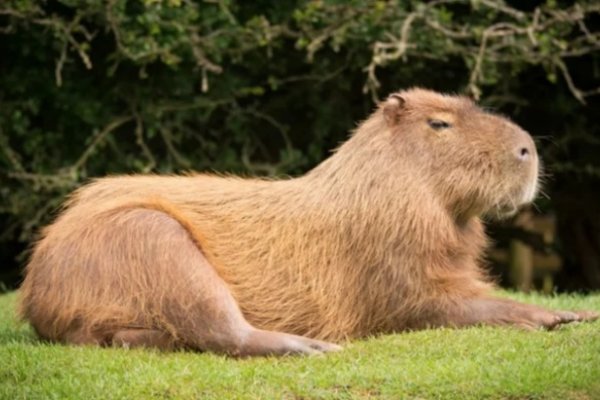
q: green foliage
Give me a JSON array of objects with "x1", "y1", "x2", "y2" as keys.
[
  {"x1": 0, "y1": 0, "x2": 599, "y2": 285},
  {"x1": 1, "y1": 291, "x2": 600, "y2": 398}
]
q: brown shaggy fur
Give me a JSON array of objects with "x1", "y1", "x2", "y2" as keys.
[{"x1": 19, "y1": 88, "x2": 598, "y2": 355}]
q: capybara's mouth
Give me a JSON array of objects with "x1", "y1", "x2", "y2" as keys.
[
  {"x1": 521, "y1": 175, "x2": 539, "y2": 204},
  {"x1": 498, "y1": 204, "x2": 518, "y2": 216},
  {"x1": 490, "y1": 175, "x2": 539, "y2": 219},
  {"x1": 486, "y1": 202, "x2": 520, "y2": 220}
]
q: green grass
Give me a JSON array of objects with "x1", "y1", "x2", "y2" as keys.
[{"x1": 1, "y1": 291, "x2": 599, "y2": 399}]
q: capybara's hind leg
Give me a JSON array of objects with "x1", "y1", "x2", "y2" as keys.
[{"x1": 111, "y1": 208, "x2": 341, "y2": 356}]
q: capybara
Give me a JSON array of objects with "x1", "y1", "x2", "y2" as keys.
[{"x1": 19, "y1": 88, "x2": 598, "y2": 356}]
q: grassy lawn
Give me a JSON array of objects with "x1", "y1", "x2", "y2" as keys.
[{"x1": 1, "y1": 291, "x2": 599, "y2": 399}]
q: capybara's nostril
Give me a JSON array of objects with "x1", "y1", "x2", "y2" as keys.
[{"x1": 516, "y1": 146, "x2": 530, "y2": 161}]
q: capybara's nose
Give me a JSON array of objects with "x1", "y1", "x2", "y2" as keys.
[
  {"x1": 514, "y1": 132, "x2": 537, "y2": 163},
  {"x1": 516, "y1": 146, "x2": 531, "y2": 161}
]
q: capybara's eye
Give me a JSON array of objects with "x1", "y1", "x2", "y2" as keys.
[{"x1": 427, "y1": 119, "x2": 451, "y2": 130}]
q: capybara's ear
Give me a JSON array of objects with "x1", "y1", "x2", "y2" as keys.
[{"x1": 383, "y1": 94, "x2": 406, "y2": 125}]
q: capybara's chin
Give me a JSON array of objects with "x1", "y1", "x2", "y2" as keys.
[{"x1": 487, "y1": 174, "x2": 539, "y2": 219}]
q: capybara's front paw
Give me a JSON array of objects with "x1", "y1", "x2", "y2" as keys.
[
  {"x1": 464, "y1": 299, "x2": 599, "y2": 331},
  {"x1": 513, "y1": 308, "x2": 565, "y2": 330},
  {"x1": 572, "y1": 310, "x2": 599, "y2": 323},
  {"x1": 519, "y1": 308, "x2": 599, "y2": 330}
]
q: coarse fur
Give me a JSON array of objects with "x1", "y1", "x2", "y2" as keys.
[{"x1": 19, "y1": 88, "x2": 598, "y2": 355}]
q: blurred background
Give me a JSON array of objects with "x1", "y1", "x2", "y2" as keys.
[{"x1": 1, "y1": 0, "x2": 599, "y2": 292}]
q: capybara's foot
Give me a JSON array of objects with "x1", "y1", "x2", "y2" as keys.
[
  {"x1": 522, "y1": 308, "x2": 579, "y2": 330},
  {"x1": 506, "y1": 306, "x2": 599, "y2": 330},
  {"x1": 441, "y1": 298, "x2": 600, "y2": 331},
  {"x1": 572, "y1": 310, "x2": 599, "y2": 323},
  {"x1": 235, "y1": 328, "x2": 342, "y2": 357}
]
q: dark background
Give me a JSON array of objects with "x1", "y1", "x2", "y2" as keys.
[{"x1": 1, "y1": 0, "x2": 599, "y2": 291}]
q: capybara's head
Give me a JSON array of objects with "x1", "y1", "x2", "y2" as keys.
[{"x1": 380, "y1": 88, "x2": 539, "y2": 220}]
